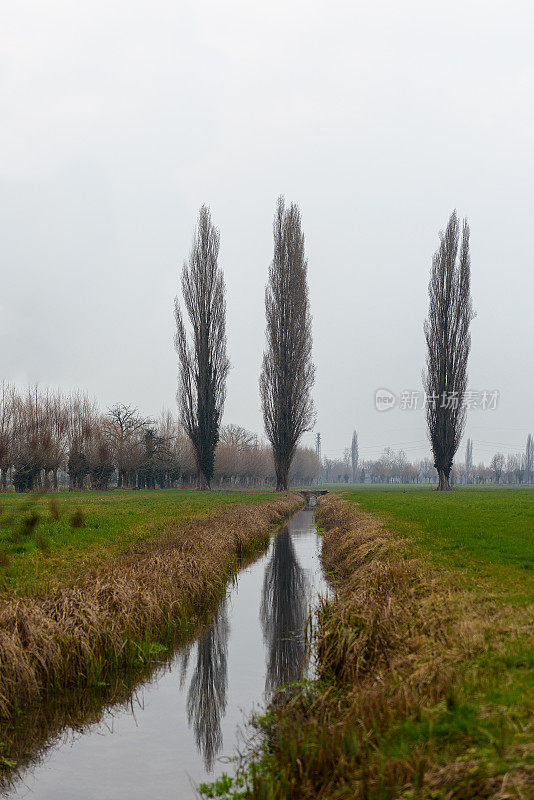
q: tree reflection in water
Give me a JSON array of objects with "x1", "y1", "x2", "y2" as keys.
[
  {"x1": 260, "y1": 526, "x2": 310, "y2": 695},
  {"x1": 183, "y1": 525, "x2": 311, "y2": 770},
  {"x1": 186, "y1": 602, "x2": 229, "y2": 771},
  {"x1": 176, "y1": 643, "x2": 192, "y2": 690}
]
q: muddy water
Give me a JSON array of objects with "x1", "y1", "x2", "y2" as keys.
[{"x1": 4, "y1": 508, "x2": 326, "y2": 800}]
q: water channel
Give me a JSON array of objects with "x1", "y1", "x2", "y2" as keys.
[{"x1": 4, "y1": 508, "x2": 327, "y2": 799}]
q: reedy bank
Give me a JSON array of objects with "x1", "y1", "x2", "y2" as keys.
[{"x1": 0, "y1": 494, "x2": 303, "y2": 721}]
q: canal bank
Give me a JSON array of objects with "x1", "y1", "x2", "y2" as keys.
[{"x1": 2, "y1": 506, "x2": 328, "y2": 798}]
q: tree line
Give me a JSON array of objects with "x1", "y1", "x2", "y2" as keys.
[
  {"x1": 174, "y1": 202, "x2": 481, "y2": 492},
  {"x1": 322, "y1": 440, "x2": 534, "y2": 486},
  {"x1": 0, "y1": 386, "x2": 319, "y2": 492},
  {"x1": 0, "y1": 197, "x2": 316, "y2": 493},
  {"x1": 2, "y1": 200, "x2": 513, "y2": 493}
]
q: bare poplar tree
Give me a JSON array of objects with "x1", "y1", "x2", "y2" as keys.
[
  {"x1": 526, "y1": 434, "x2": 534, "y2": 485},
  {"x1": 465, "y1": 438, "x2": 473, "y2": 485},
  {"x1": 175, "y1": 206, "x2": 229, "y2": 490},
  {"x1": 260, "y1": 197, "x2": 315, "y2": 491},
  {"x1": 424, "y1": 211, "x2": 475, "y2": 490},
  {"x1": 351, "y1": 430, "x2": 359, "y2": 483}
]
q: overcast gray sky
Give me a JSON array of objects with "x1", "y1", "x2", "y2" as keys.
[{"x1": 1, "y1": 0, "x2": 533, "y2": 464}]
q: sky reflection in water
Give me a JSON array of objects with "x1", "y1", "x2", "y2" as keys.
[{"x1": 4, "y1": 509, "x2": 326, "y2": 800}]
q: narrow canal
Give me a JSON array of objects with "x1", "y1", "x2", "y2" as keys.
[{"x1": 5, "y1": 508, "x2": 327, "y2": 799}]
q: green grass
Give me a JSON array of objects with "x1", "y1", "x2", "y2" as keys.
[
  {"x1": 331, "y1": 486, "x2": 534, "y2": 609},
  {"x1": 0, "y1": 489, "x2": 280, "y2": 596},
  {"x1": 336, "y1": 486, "x2": 534, "y2": 797},
  {"x1": 333, "y1": 484, "x2": 534, "y2": 570}
]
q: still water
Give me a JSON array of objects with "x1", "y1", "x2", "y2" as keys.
[{"x1": 5, "y1": 508, "x2": 326, "y2": 799}]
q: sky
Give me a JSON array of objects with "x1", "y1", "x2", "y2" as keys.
[{"x1": 1, "y1": 0, "x2": 533, "y2": 465}]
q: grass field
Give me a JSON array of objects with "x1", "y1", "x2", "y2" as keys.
[
  {"x1": 0, "y1": 489, "x2": 279, "y2": 596},
  {"x1": 328, "y1": 484, "x2": 534, "y2": 569},
  {"x1": 329, "y1": 485, "x2": 534, "y2": 606},
  {"x1": 214, "y1": 487, "x2": 534, "y2": 799}
]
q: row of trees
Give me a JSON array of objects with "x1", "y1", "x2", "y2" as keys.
[
  {"x1": 487, "y1": 443, "x2": 534, "y2": 485},
  {"x1": 0, "y1": 386, "x2": 320, "y2": 492},
  {"x1": 323, "y1": 440, "x2": 534, "y2": 485},
  {"x1": 0, "y1": 197, "x2": 316, "y2": 493},
  {"x1": 173, "y1": 205, "x2": 479, "y2": 494},
  {"x1": 323, "y1": 449, "x2": 436, "y2": 485},
  {"x1": 1, "y1": 206, "x2": 510, "y2": 494}
]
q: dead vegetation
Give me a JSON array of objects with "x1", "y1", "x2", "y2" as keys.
[
  {"x1": 245, "y1": 495, "x2": 533, "y2": 800},
  {"x1": 0, "y1": 494, "x2": 303, "y2": 722}
]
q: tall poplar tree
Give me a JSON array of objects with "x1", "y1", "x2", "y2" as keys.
[
  {"x1": 424, "y1": 211, "x2": 474, "y2": 490},
  {"x1": 175, "y1": 206, "x2": 230, "y2": 489},
  {"x1": 260, "y1": 197, "x2": 315, "y2": 491}
]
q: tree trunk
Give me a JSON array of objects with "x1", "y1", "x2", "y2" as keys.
[
  {"x1": 436, "y1": 467, "x2": 451, "y2": 491},
  {"x1": 197, "y1": 469, "x2": 209, "y2": 491},
  {"x1": 0, "y1": 469, "x2": 6, "y2": 491},
  {"x1": 275, "y1": 459, "x2": 289, "y2": 492},
  {"x1": 53, "y1": 468, "x2": 58, "y2": 491}
]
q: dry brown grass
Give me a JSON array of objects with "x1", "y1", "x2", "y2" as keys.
[
  {"x1": 0, "y1": 494, "x2": 303, "y2": 722},
  {"x1": 317, "y1": 497, "x2": 458, "y2": 702},
  {"x1": 244, "y1": 495, "x2": 533, "y2": 800}
]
